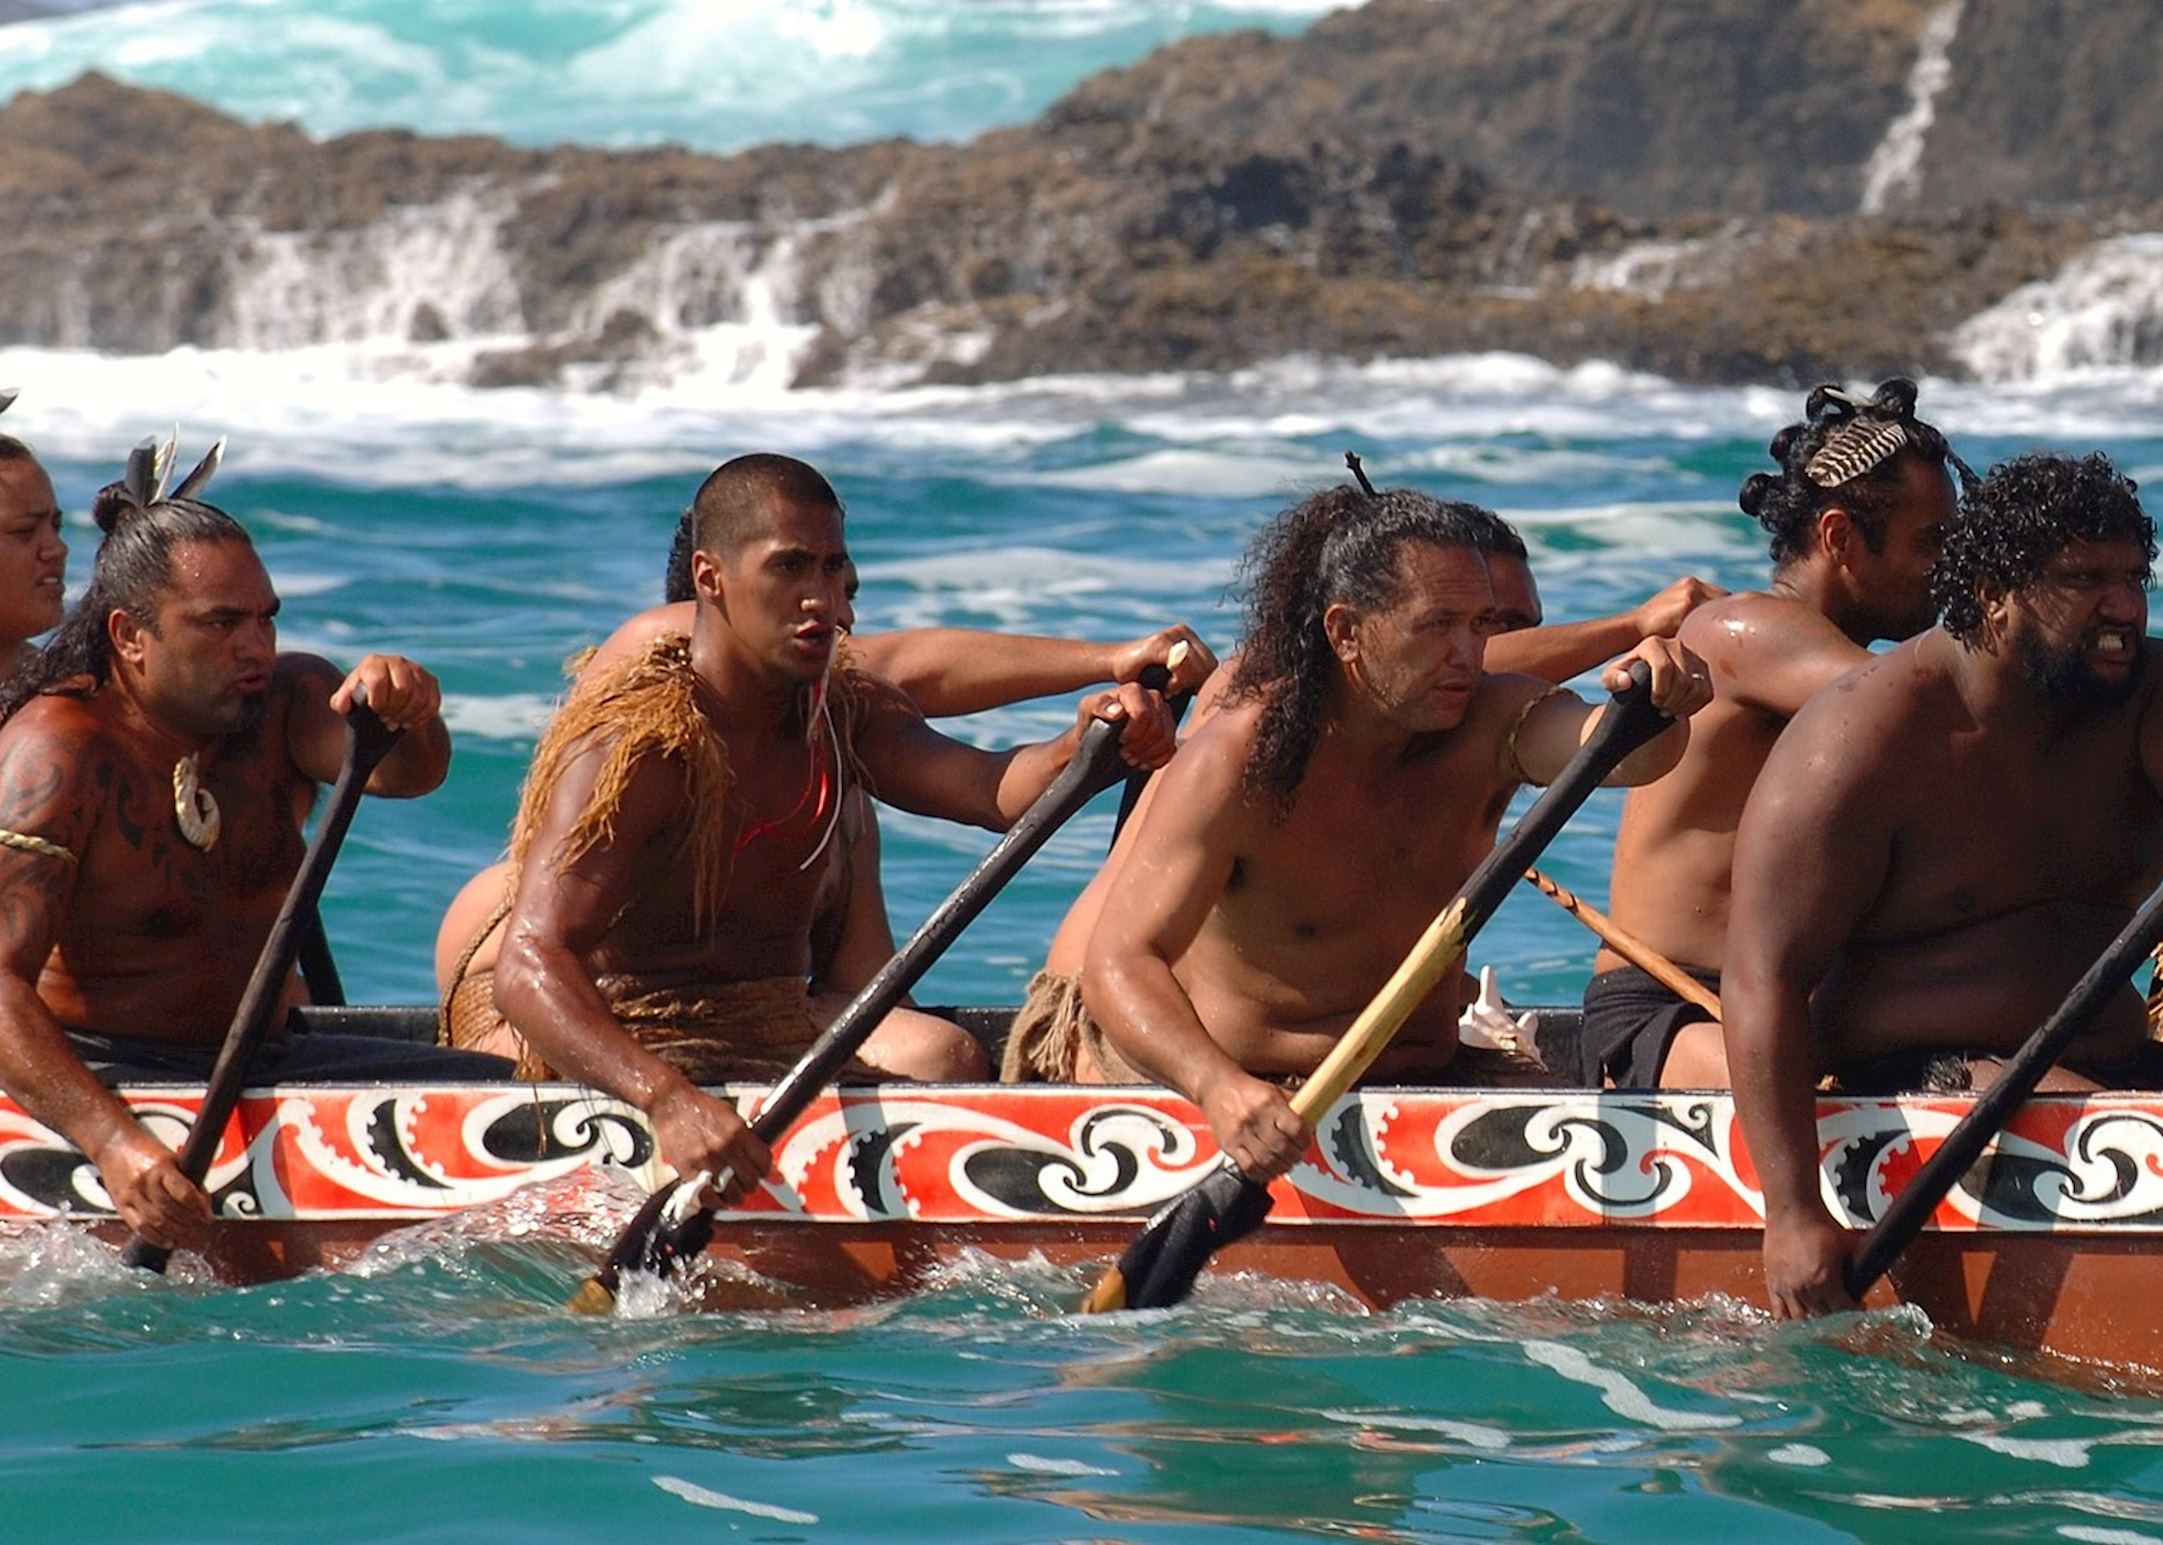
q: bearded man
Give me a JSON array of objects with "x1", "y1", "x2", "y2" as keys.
[{"x1": 1725, "y1": 451, "x2": 2163, "y2": 1317}]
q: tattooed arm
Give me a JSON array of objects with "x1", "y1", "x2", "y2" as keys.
[{"x1": 0, "y1": 714, "x2": 211, "y2": 1250}]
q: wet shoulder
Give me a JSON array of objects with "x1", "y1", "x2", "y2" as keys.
[
  {"x1": 0, "y1": 689, "x2": 117, "y2": 757},
  {"x1": 1680, "y1": 588, "x2": 1852, "y2": 671},
  {"x1": 1781, "y1": 633, "x2": 1939, "y2": 752}
]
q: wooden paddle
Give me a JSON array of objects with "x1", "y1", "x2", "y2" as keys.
[
  {"x1": 1079, "y1": 663, "x2": 1671, "y2": 1313},
  {"x1": 1522, "y1": 868, "x2": 1721, "y2": 1018},
  {"x1": 122, "y1": 695, "x2": 403, "y2": 1272},
  {"x1": 569, "y1": 673, "x2": 1167, "y2": 1314},
  {"x1": 1845, "y1": 872, "x2": 2163, "y2": 1301}
]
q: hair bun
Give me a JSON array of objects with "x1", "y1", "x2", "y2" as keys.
[
  {"x1": 89, "y1": 482, "x2": 141, "y2": 535},
  {"x1": 1767, "y1": 425, "x2": 1803, "y2": 465},
  {"x1": 1870, "y1": 378, "x2": 1920, "y2": 418},
  {"x1": 1739, "y1": 471, "x2": 1777, "y2": 518}
]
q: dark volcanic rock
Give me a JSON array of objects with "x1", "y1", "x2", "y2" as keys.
[
  {"x1": 1040, "y1": 0, "x2": 1932, "y2": 219},
  {"x1": 1917, "y1": 0, "x2": 2163, "y2": 210},
  {"x1": 3, "y1": 3, "x2": 2161, "y2": 397}
]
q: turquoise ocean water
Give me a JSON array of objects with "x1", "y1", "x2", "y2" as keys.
[{"x1": 10, "y1": 4, "x2": 2163, "y2": 1539}]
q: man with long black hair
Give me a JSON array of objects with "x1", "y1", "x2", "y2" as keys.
[
  {"x1": 1081, "y1": 483, "x2": 1711, "y2": 1181},
  {"x1": 1727, "y1": 451, "x2": 2163, "y2": 1317}
]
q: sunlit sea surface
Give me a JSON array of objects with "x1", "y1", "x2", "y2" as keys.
[
  {"x1": 12, "y1": 2, "x2": 2163, "y2": 1534},
  {"x1": 4, "y1": 353, "x2": 2163, "y2": 1542}
]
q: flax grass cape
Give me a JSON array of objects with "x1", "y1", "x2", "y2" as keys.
[
  {"x1": 510, "y1": 631, "x2": 869, "y2": 920},
  {"x1": 466, "y1": 632, "x2": 872, "y2": 1078}
]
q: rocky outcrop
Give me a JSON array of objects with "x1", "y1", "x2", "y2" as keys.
[
  {"x1": 1915, "y1": 1, "x2": 2163, "y2": 211},
  {"x1": 5, "y1": 0, "x2": 2163, "y2": 396}
]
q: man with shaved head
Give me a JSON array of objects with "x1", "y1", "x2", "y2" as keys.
[{"x1": 485, "y1": 453, "x2": 1177, "y2": 1205}]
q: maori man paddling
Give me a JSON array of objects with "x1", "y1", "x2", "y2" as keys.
[
  {"x1": 0, "y1": 449, "x2": 494, "y2": 1252},
  {"x1": 1079, "y1": 485, "x2": 1712, "y2": 1179},
  {"x1": 1727, "y1": 451, "x2": 2163, "y2": 1317},
  {"x1": 1006, "y1": 497, "x2": 1721, "y2": 1082},
  {"x1": 437, "y1": 606, "x2": 1214, "y2": 1054},
  {"x1": 0, "y1": 395, "x2": 69, "y2": 676},
  {"x1": 487, "y1": 454, "x2": 1175, "y2": 1201},
  {"x1": 1584, "y1": 381, "x2": 1961, "y2": 1087}
]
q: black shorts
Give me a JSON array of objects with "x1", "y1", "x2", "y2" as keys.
[
  {"x1": 1578, "y1": 963, "x2": 1722, "y2": 1087},
  {"x1": 64, "y1": 1029, "x2": 513, "y2": 1085}
]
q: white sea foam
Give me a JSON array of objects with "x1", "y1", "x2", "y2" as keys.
[
  {"x1": 1767, "y1": 1442, "x2": 1832, "y2": 1467},
  {"x1": 2060, "y1": 1529, "x2": 2163, "y2": 1545},
  {"x1": 440, "y1": 692, "x2": 559, "y2": 743},
  {"x1": 652, "y1": 1475, "x2": 820, "y2": 1524},
  {"x1": 1007, "y1": 1453, "x2": 1119, "y2": 1476},
  {"x1": 1960, "y1": 1432, "x2": 2096, "y2": 1469},
  {"x1": 265, "y1": 569, "x2": 350, "y2": 599},
  {"x1": 9, "y1": 337, "x2": 2163, "y2": 501},
  {"x1": 1319, "y1": 1408, "x2": 1512, "y2": 1451},
  {"x1": 1521, "y1": 1340, "x2": 1742, "y2": 1432},
  {"x1": 1020, "y1": 448, "x2": 1326, "y2": 499},
  {"x1": 1950, "y1": 235, "x2": 2163, "y2": 382}
]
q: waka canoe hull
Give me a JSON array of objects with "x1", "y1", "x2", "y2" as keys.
[{"x1": 11, "y1": 1077, "x2": 2163, "y2": 1367}]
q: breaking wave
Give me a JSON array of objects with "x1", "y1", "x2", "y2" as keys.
[{"x1": 0, "y1": 0, "x2": 1349, "y2": 153}]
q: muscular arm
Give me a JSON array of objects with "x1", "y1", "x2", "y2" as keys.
[
  {"x1": 1081, "y1": 722, "x2": 1309, "y2": 1178},
  {"x1": 494, "y1": 751, "x2": 691, "y2": 1108},
  {"x1": 283, "y1": 653, "x2": 451, "y2": 797},
  {"x1": 851, "y1": 624, "x2": 1215, "y2": 718},
  {"x1": 1686, "y1": 601, "x2": 1873, "y2": 720},
  {"x1": 858, "y1": 678, "x2": 1173, "y2": 831},
  {"x1": 590, "y1": 605, "x2": 1218, "y2": 719},
  {"x1": 1487, "y1": 576, "x2": 1725, "y2": 683},
  {"x1": 2137, "y1": 642, "x2": 2163, "y2": 802},
  {"x1": 0, "y1": 725, "x2": 208, "y2": 1246},
  {"x1": 491, "y1": 744, "x2": 769, "y2": 1194},
  {"x1": 1724, "y1": 691, "x2": 1898, "y2": 1316},
  {"x1": 1506, "y1": 636, "x2": 1709, "y2": 788},
  {"x1": 1484, "y1": 615, "x2": 1647, "y2": 684}
]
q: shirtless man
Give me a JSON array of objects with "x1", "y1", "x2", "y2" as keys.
[
  {"x1": 0, "y1": 401, "x2": 69, "y2": 675},
  {"x1": 1004, "y1": 500, "x2": 1719, "y2": 1082},
  {"x1": 489, "y1": 454, "x2": 1175, "y2": 1200},
  {"x1": 1583, "y1": 380, "x2": 1961, "y2": 1088},
  {"x1": 436, "y1": 542, "x2": 1214, "y2": 1068},
  {"x1": 1078, "y1": 485, "x2": 1711, "y2": 1179},
  {"x1": 0, "y1": 460, "x2": 496, "y2": 1251},
  {"x1": 1726, "y1": 451, "x2": 2163, "y2": 1316}
]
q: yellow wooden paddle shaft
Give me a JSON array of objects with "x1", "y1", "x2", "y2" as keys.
[{"x1": 1288, "y1": 900, "x2": 1468, "y2": 1125}]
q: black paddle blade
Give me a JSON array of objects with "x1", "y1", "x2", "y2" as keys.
[
  {"x1": 1078, "y1": 1162, "x2": 1276, "y2": 1313},
  {"x1": 568, "y1": 1180, "x2": 716, "y2": 1315}
]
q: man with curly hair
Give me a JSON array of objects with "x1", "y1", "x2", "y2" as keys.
[
  {"x1": 1725, "y1": 450, "x2": 2163, "y2": 1318},
  {"x1": 1078, "y1": 484, "x2": 1712, "y2": 1182},
  {"x1": 1584, "y1": 380, "x2": 1962, "y2": 1088}
]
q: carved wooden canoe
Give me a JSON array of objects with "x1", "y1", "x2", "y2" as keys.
[{"x1": 7, "y1": 1004, "x2": 2163, "y2": 1367}]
